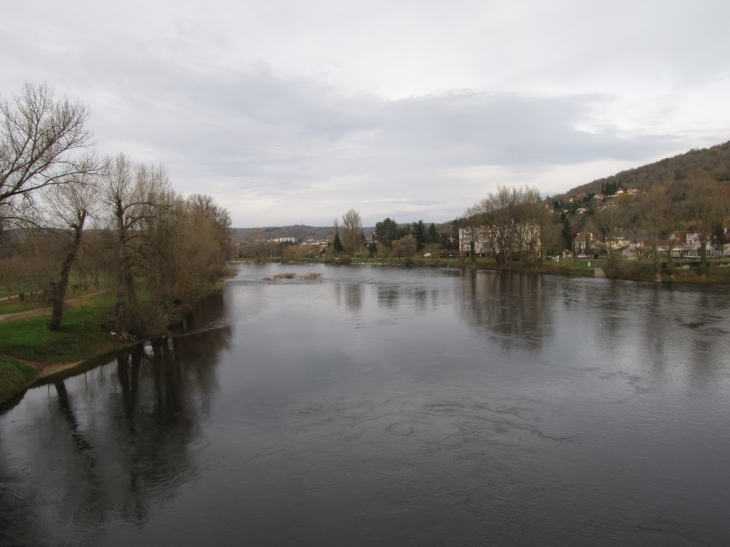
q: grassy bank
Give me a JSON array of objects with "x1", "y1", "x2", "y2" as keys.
[
  {"x1": 0, "y1": 278, "x2": 230, "y2": 403},
  {"x1": 0, "y1": 292, "x2": 125, "y2": 363},
  {"x1": 604, "y1": 259, "x2": 730, "y2": 283},
  {"x1": 276, "y1": 254, "x2": 730, "y2": 283},
  {"x1": 276, "y1": 255, "x2": 597, "y2": 276},
  {"x1": 0, "y1": 356, "x2": 38, "y2": 404}
]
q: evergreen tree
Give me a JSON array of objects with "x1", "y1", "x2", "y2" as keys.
[
  {"x1": 561, "y1": 216, "x2": 573, "y2": 251},
  {"x1": 412, "y1": 220, "x2": 427, "y2": 251},
  {"x1": 373, "y1": 218, "x2": 399, "y2": 249},
  {"x1": 427, "y1": 223, "x2": 439, "y2": 245},
  {"x1": 333, "y1": 231, "x2": 343, "y2": 252},
  {"x1": 397, "y1": 224, "x2": 411, "y2": 238}
]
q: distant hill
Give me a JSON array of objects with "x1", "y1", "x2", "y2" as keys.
[
  {"x1": 231, "y1": 225, "x2": 376, "y2": 242},
  {"x1": 231, "y1": 221, "x2": 453, "y2": 242},
  {"x1": 557, "y1": 140, "x2": 730, "y2": 198},
  {"x1": 231, "y1": 225, "x2": 333, "y2": 242}
]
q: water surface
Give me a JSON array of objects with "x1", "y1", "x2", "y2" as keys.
[{"x1": 1, "y1": 264, "x2": 729, "y2": 546}]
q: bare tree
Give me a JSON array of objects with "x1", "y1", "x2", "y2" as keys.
[
  {"x1": 639, "y1": 185, "x2": 671, "y2": 272},
  {"x1": 43, "y1": 172, "x2": 99, "y2": 330},
  {"x1": 341, "y1": 209, "x2": 362, "y2": 255},
  {"x1": 460, "y1": 205, "x2": 484, "y2": 266},
  {"x1": 591, "y1": 204, "x2": 624, "y2": 263},
  {"x1": 0, "y1": 83, "x2": 94, "y2": 228},
  {"x1": 681, "y1": 176, "x2": 728, "y2": 273},
  {"x1": 514, "y1": 186, "x2": 548, "y2": 265},
  {"x1": 101, "y1": 154, "x2": 171, "y2": 337},
  {"x1": 464, "y1": 185, "x2": 555, "y2": 265},
  {"x1": 471, "y1": 186, "x2": 521, "y2": 263}
]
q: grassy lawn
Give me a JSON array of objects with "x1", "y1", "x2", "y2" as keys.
[
  {"x1": 0, "y1": 293, "x2": 48, "y2": 314},
  {"x1": 0, "y1": 355, "x2": 38, "y2": 404},
  {"x1": 0, "y1": 293, "x2": 125, "y2": 363},
  {"x1": 0, "y1": 284, "x2": 108, "y2": 315}
]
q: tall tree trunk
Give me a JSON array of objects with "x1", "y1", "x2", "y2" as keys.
[
  {"x1": 49, "y1": 214, "x2": 86, "y2": 331},
  {"x1": 114, "y1": 205, "x2": 129, "y2": 337}
]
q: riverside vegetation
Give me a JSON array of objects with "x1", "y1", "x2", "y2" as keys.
[
  {"x1": 237, "y1": 142, "x2": 730, "y2": 283},
  {"x1": 3, "y1": 84, "x2": 730, "y2": 401},
  {"x1": 0, "y1": 84, "x2": 232, "y2": 402}
]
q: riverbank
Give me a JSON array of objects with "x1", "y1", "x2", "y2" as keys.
[
  {"x1": 236, "y1": 256, "x2": 597, "y2": 277},
  {"x1": 240, "y1": 255, "x2": 730, "y2": 283},
  {"x1": 0, "y1": 277, "x2": 231, "y2": 404}
]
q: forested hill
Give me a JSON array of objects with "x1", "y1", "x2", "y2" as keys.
[
  {"x1": 232, "y1": 225, "x2": 376, "y2": 241},
  {"x1": 558, "y1": 140, "x2": 730, "y2": 198}
]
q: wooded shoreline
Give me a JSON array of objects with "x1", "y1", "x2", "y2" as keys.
[{"x1": 0, "y1": 279, "x2": 230, "y2": 406}]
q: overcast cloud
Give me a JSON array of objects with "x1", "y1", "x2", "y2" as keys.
[{"x1": 2, "y1": 0, "x2": 729, "y2": 226}]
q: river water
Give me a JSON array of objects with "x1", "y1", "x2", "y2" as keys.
[{"x1": 1, "y1": 263, "x2": 729, "y2": 546}]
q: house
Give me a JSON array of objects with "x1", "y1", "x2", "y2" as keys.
[{"x1": 573, "y1": 232, "x2": 595, "y2": 254}]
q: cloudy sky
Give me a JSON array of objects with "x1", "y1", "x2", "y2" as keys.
[{"x1": 2, "y1": 0, "x2": 729, "y2": 226}]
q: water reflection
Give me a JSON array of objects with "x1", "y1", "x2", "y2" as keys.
[
  {"x1": 0, "y1": 301, "x2": 232, "y2": 546},
  {"x1": 335, "y1": 283, "x2": 363, "y2": 313},
  {"x1": 377, "y1": 285, "x2": 400, "y2": 309},
  {"x1": 1, "y1": 268, "x2": 729, "y2": 547},
  {"x1": 458, "y1": 271, "x2": 552, "y2": 352}
]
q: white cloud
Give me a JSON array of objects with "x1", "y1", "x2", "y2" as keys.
[{"x1": 2, "y1": 0, "x2": 729, "y2": 226}]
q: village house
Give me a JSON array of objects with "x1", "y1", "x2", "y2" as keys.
[{"x1": 572, "y1": 232, "x2": 594, "y2": 254}]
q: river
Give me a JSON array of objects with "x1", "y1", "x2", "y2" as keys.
[{"x1": 1, "y1": 263, "x2": 729, "y2": 546}]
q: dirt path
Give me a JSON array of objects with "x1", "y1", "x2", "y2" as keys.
[
  {"x1": 0, "y1": 289, "x2": 110, "y2": 322},
  {"x1": 28, "y1": 359, "x2": 86, "y2": 380}
]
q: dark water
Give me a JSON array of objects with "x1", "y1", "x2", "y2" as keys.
[{"x1": 2, "y1": 264, "x2": 730, "y2": 546}]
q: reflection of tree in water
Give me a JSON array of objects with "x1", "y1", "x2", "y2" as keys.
[
  {"x1": 0, "y1": 316, "x2": 231, "y2": 546},
  {"x1": 458, "y1": 272, "x2": 553, "y2": 352},
  {"x1": 175, "y1": 290, "x2": 228, "y2": 333},
  {"x1": 586, "y1": 282, "x2": 730, "y2": 385},
  {"x1": 375, "y1": 285, "x2": 435, "y2": 312},
  {"x1": 377, "y1": 285, "x2": 400, "y2": 309},
  {"x1": 333, "y1": 283, "x2": 365, "y2": 314},
  {"x1": 345, "y1": 283, "x2": 363, "y2": 313},
  {"x1": 658, "y1": 286, "x2": 730, "y2": 386}
]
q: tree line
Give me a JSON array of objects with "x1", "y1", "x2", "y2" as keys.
[
  {"x1": 460, "y1": 185, "x2": 551, "y2": 265},
  {"x1": 0, "y1": 84, "x2": 231, "y2": 338},
  {"x1": 328, "y1": 209, "x2": 452, "y2": 260},
  {"x1": 565, "y1": 174, "x2": 730, "y2": 273},
  {"x1": 460, "y1": 173, "x2": 729, "y2": 274}
]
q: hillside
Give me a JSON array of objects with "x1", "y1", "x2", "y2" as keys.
[
  {"x1": 231, "y1": 222, "x2": 453, "y2": 242},
  {"x1": 232, "y1": 225, "x2": 376, "y2": 242},
  {"x1": 558, "y1": 140, "x2": 730, "y2": 198}
]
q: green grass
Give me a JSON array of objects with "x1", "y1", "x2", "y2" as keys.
[
  {"x1": 0, "y1": 293, "x2": 125, "y2": 363},
  {"x1": 0, "y1": 292, "x2": 49, "y2": 314},
  {"x1": 598, "y1": 259, "x2": 730, "y2": 283},
  {"x1": 0, "y1": 283, "x2": 110, "y2": 315},
  {"x1": 0, "y1": 299, "x2": 45, "y2": 314},
  {"x1": 0, "y1": 355, "x2": 38, "y2": 404}
]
